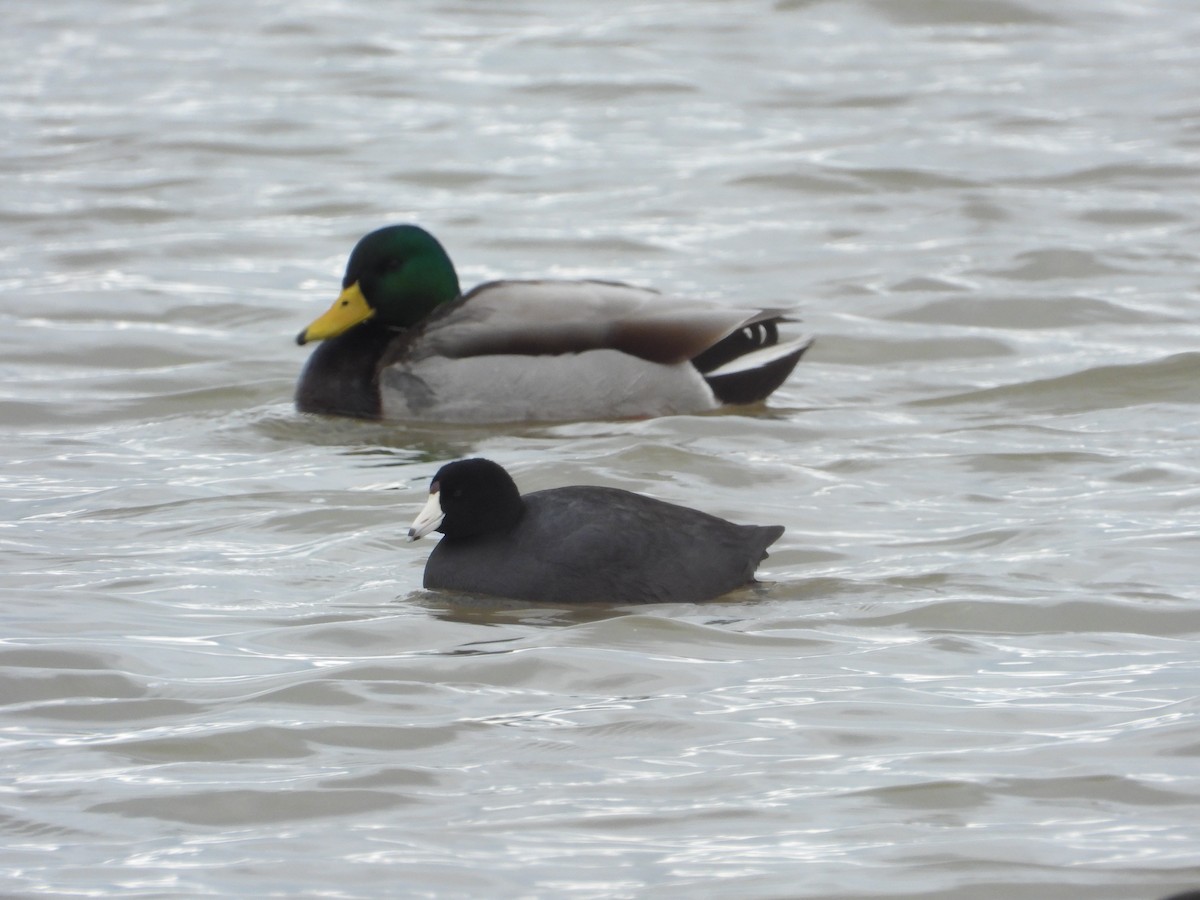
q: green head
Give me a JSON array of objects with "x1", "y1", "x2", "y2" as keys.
[{"x1": 297, "y1": 224, "x2": 462, "y2": 345}]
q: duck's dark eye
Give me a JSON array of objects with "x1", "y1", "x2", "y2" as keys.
[{"x1": 384, "y1": 258, "x2": 404, "y2": 273}]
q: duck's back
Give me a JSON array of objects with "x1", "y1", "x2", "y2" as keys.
[
  {"x1": 423, "y1": 486, "x2": 782, "y2": 604},
  {"x1": 375, "y1": 280, "x2": 808, "y2": 422}
]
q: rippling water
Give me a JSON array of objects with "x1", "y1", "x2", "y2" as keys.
[{"x1": 4, "y1": 1, "x2": 1200, "y2": 897}]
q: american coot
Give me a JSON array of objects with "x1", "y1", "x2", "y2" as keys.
[
  {"x1": 296, "y1": 224, "x2": 812, "y2": 423},
  {"x1": 408, "y1": 458, "x2": 785, "y2": 604}
]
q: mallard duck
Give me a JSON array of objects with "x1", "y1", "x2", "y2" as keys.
[
  {"x1": 295, "y1": 225, "x2": 812, "y2": 422},
  {"x1": 408, "y1": 458, "x2": 784, "y2": 604}
]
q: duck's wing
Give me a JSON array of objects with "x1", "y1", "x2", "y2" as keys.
[{"x1": 410, "y1": 279, "x2": 793, "y2": 365}]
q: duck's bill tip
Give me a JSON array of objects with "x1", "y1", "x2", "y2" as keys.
[{"x1": 296, "y1": 283, "x2": 375, "y2": 345}]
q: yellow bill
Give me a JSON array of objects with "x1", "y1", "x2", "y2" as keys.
[{"x1": 296, "y1": 282, "x2": 375, "y2": 345}]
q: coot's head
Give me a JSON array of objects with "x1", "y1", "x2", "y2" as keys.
[{"x1": 408, "y1": 458, "x2": 524, "y2": 541}]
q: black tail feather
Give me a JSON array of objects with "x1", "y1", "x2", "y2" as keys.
[
  {"x1": 703, "y1": 340, "x2": 812, "y2": 406},
  {"x1": 691, "y1": 320, "x2": 781, "y2": 374}
]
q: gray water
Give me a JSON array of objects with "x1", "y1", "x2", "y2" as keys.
[{"x1": 3, "y1": 1, "x2": 1200, "y2": 897}]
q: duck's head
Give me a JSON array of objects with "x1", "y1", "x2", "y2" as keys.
[{"x1": 296, "y1": 224, "x2": 461, "y2": 345}]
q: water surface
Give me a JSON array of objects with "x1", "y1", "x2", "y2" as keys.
[{"x1": 3, "y1": 1, "x2": 1200, "y2": 897}]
